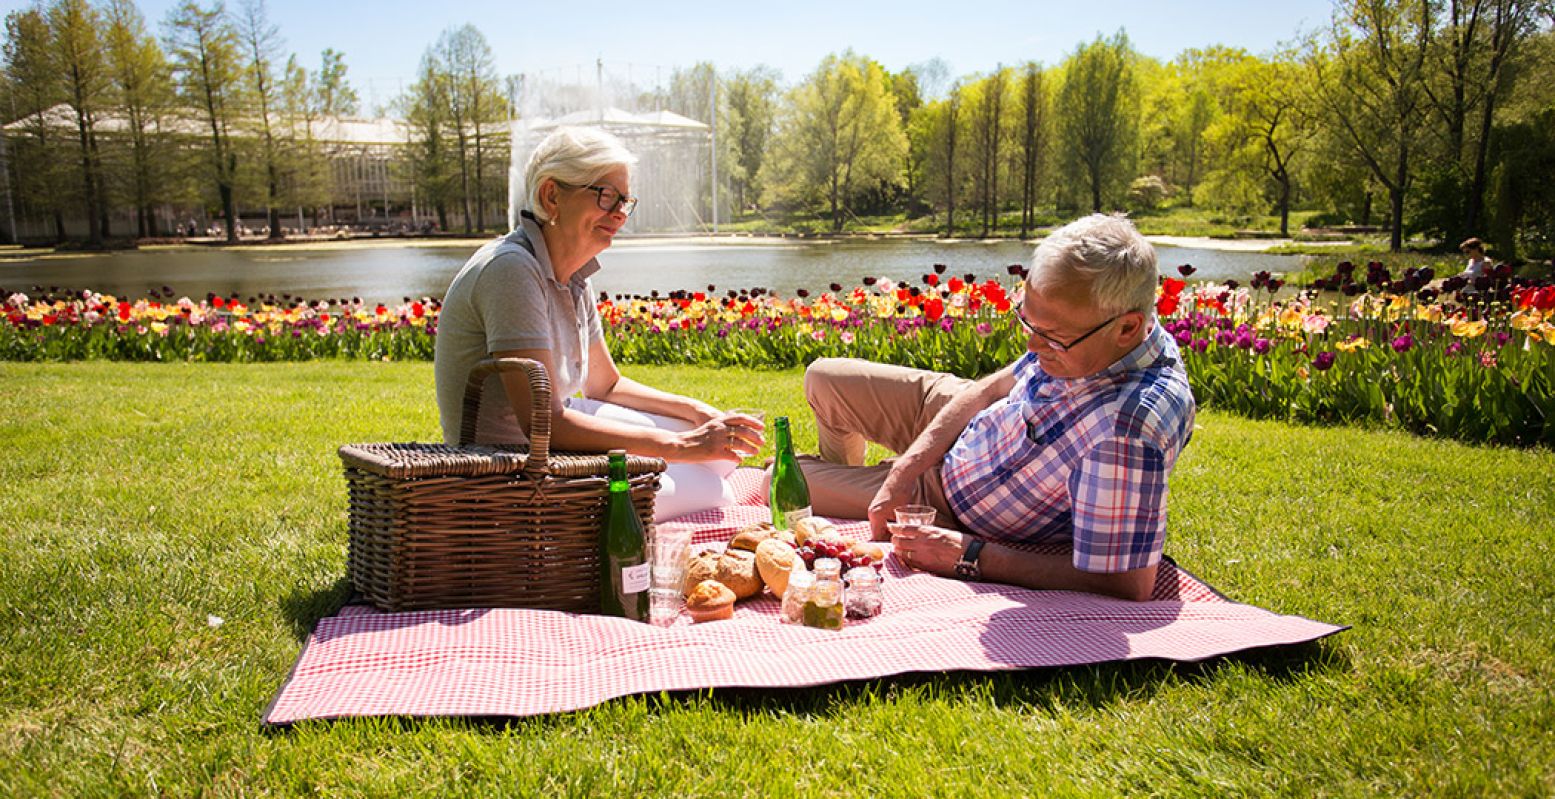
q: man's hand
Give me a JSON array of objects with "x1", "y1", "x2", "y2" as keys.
[
  {"x1": 867, "y1": 474, "x2": 918, "y2": 542},
  {"x1": 888, "y1": 523, "x2": 965, "y2": 577}
]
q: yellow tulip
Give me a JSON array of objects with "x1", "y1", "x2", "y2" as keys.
[{"x1": 1450, "y1": 318, "x2": 1487, "y2": 338}]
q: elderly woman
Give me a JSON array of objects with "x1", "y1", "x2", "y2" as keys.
[{"x1": 434, "y1": 126, "x2": 762, "y2": 520}]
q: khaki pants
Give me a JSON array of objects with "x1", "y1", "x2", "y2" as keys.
[{"x1": 796, "y1": 357, "x2": 972, "y2": 527}]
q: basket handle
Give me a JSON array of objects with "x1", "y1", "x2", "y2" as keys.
[{"x1": 461, "y1": 357, "x2": 553, "y2": 476}]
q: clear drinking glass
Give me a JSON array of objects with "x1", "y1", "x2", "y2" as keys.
[
  {"x1": 647, "y1": 525, "x2": 692, "y2": 592},
  {"x1": 726, "y1": 408, "x2": 766, "y2": 458},
  {"x1": 648, "y1": 587, "x2": 683, "y2": 628},
  {"x1": 894, "y1": 505, "x2": 937, "y2": 527}
]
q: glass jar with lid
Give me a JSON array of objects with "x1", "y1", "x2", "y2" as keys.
[
  {"x1": 844, "y1": 567, "x2": 882, "y2": 619},
  {"x1": 803, "y1": 558, "x2": 846, "y2": 630},
  {"x1": 780, "y1": 570, "x2": 815, "y2": 625}
]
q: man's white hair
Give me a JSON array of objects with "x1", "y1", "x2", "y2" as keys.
[
  {"x1": 523, "y1": 127, "x2": 638, "y2": 223},
  {"x1": 1027, "y1": 213, "x2": 1159, "y2": 316}
]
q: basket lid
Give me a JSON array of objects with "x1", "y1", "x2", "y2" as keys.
[{"x1": 338, "y1": 442, "x2": 666, "y2": 480}]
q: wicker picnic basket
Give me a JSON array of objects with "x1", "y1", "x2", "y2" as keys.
[{"x1": 339, "y1": 357, "x2": 665, "y2": 612}]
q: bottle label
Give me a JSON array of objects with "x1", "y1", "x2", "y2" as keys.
[
  {"x1": 621, "y1": 563, "x2": 650, "y2": 594},
  {"x1": 783, "y1": 507, "x2": 813, "y2": 529}
]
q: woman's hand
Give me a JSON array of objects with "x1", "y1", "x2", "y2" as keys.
[
  {"x1": 679, "y1": 401, "x2": 723, "y2": 427},
  {"x1": 888, "y1": 524, "x2": 965, "y2": 577},
  {"x1": 671, "y1": 415, "x2": 766, "y2": 462}
]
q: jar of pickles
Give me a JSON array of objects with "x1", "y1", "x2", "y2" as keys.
[{"x1": 803, "y1": 558, "x2": 845, "y2": 630}]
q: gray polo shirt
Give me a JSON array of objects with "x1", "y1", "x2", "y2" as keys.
[{"x1": 434, "y1": 211, "x2": 605, "y2": 445}]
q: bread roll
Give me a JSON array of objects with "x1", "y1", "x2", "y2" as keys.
[
  {"x1": 850, "y1": 542, "x2": 886, "y2": 563},
  {"x1": 792, "y1": 516, "x2": 837, "y2": 547},
  {"x1": 755, "y1": 538, "x2": 801, "y2": 598},
  {"x1": 682, "y1": 550, "x2": 720, "y2": 596},
  {"x1": 715, "y1": 548, "x2": 763, "y2": 600},
  {"x1": 728, "y1": 524, "x2": 776, "y2": 553}
]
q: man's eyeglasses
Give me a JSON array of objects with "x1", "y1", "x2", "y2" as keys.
[
  {"x1": 1015, "y1": 310, "x2": 1123, "y2": 352},
  {"x1": 560, "y1": 181, "x2": 638, "y2": 217}
]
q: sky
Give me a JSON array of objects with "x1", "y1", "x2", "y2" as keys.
[{"x1": 3, "y1": 0, "x2": 1339, "y2": 113}]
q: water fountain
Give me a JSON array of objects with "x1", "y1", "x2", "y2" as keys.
[{"x1": 508, "y1": 63, "x2": 714, "y2": 234}]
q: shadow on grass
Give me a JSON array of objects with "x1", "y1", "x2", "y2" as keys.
[
  {"x1": 272, "y1": 638, "x2": 1350, "y2": 735},
  {"x1": 280, "y1": 576, "x2": 353, "y2": 642}
]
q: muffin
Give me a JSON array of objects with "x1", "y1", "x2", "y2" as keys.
[{"x1": 686, "y1": 580, "x2": 736, "y2": 623}]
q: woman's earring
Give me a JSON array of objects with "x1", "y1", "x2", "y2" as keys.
[{"x1": 549, "y1": 215, "x2": 557, "y2": 227}]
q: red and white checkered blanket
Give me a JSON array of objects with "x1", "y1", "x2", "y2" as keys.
[{"x1": 265, "y1": 470, "x2": 1344, "y2": 725}]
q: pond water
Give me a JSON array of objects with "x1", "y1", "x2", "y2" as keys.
[{"x1": 0, "y1": 237, "x2": 1312, "y2": 304}]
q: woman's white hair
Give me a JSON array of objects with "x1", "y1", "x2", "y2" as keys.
[
  {"x1": 523, "y1": 127, "x2": 637, "y2": 223},
  {"x1": 1027, "y1": 214, "x2": 1159, "y2": 317}
]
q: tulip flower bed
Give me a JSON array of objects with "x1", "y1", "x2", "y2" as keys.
[{"x1": 4, "y1": 260, "x2": 1553, "y2": 445}]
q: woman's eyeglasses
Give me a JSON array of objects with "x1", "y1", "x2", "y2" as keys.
[{"x1": 561, "y1": 182, "x2": 638, "y2": 217}]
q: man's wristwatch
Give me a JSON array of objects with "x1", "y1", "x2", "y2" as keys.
[{"x1": 954, "y1": 537, "x2": 986, "y2": 580}]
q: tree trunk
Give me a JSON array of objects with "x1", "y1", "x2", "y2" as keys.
[
  {"x1": 52, "y1": 211, "x2": 66, "y2": 243},
  {"x1": 221, "y1": 183, "x2": 238, "y2": 244},
  {"x1": 1090, "y1": 168, "x2": 1103, "y2": 213},
  {"x1": 1278, "y1": 177, "x2": 1291, "y2": 238},
  {"x1": 1389, "y1": 186, "x2": 1405, "y2": 252},
  {"x1": 75, "y1": 122, "x2": 102, "y2": 246}
]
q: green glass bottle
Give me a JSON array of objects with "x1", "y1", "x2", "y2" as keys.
[
  {"x1": 600, "y1": 449, "x2": 649, "y2": 621},
  {"x1": 769, "y1": 416, "x2": 812, "y2": 530}
]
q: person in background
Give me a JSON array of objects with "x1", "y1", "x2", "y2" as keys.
[
  {"x1": 1458, "y1": 237, "x2": 1491, "y2": 279},
  {"x1": 434, "y1": 126, "x2": 762, "y2": 520},
  {"x1": 795, "y1": 214, "x2": 1196, "y2": 601}
]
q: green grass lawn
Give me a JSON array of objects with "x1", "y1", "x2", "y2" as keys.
[{"x1": 2, "y1": 361, "x2": 1552, "y2": 797}]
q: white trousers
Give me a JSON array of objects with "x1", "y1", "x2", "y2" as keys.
[{"x1": 566, "y1": 398, "x2": 737, "y2": 522}]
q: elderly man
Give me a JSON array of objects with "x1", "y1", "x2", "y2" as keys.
[{"x1": 798, "y1": 214, "x2": 1196, "y2": 601}]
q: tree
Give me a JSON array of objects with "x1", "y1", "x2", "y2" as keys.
[
  {"x1": 435, "y1": 25, "x2": 502, "y2": 232},
  {"x1": 103, "y1": 0, "x2": 173, "y2": 238},
  {"x1": 1420, "y1": 0, "x2": 1542, "y2": 241},
  {"x1": 398, "y1": 50, "x2": 455, "y2": 231},
  {"x1": 1309, "y1": 0, "x2": 1433, "y2": 252},
  {"x1": 1057, "y1": 32, "x2": 1141, "y2": 211},
  {"x1": 762, "y1": 51, "x2": 907, "y2": 231},
  {"x1": 315, "y1": 47, "x2": 357, "y2": 116},
  {"x1": 164, "y1": 0, "x2": 244, "y2": 243},
  {"x1": 964, "y1": 67, "x2": 1011, "y2": 237},
  {"x1": 721, "y1": 66, "x2": 779, "y2": 213},
  {"x1": 236, "y1": 0, "x2": 285, "y2": 239},
  {"x1": 48, "y1": 0, "x2": 111, "y2": 245},
  {"x1": 1199, "y1": 52, "x2": 1310, "y2": 234},
  {"x1": 1016, "y1": 62, "x2": 1049, "y2": 238},
  {"x1": 3, "y1": 9, "x2": 68, "y2": 241}
]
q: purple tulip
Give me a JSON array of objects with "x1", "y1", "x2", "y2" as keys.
[
  {"x1": 1175, "y1": 329, "x2": 1193, "y2": 346},
  {"x1": 1312, "y1": 351, "x2": 1336, "y2": 371},
  {"x1": 1494, "y1": 331, "x2": 1511, "y2": 347},
  {"x1": 1216, "y1": 330, "x2": 1235, "y2": 346},
  {"x1": 1253, "y1": 338, "x2": 1272, "y2": 354},
  {"x1": 1190, "y1": 338, "x2": 1209, "y2": 354},
  {"x1": 1391, "y1": 334, "x2": 1413, "y2": 353},
  {"x1": 975, "y1": 323, "x2": 992, "y2": 336}
]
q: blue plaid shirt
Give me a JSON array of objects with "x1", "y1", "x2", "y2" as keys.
[{"x1": 941, "y1": 323, "x2": 1196, "y2": 573}]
